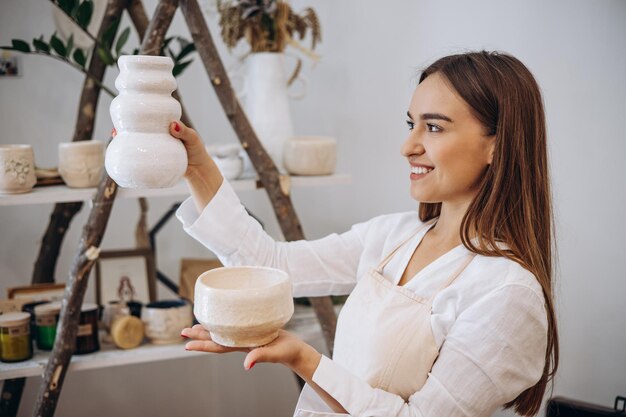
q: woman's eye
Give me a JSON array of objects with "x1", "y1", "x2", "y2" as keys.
[
  {"x1": 406, "y1": 120, "x2": 415, "y2": 131},
  {"x1": 426, "y1": 123, "x2": 442, "y2": 133}
]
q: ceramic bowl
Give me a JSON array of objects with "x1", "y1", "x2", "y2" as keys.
[
  {"x1": 141, "y1": 299, "x2": 192, "y2": 344},
  {"x1": 194, "y1": 266, "x2": 294, "y2": 347},
  {"x1": 283, "y1": 136, "x2": 337, "y2": 176}
]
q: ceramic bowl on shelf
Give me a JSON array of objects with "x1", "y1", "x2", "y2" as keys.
[
  {"x1": 141, "y1": 299, "x2": 192, "y2": 344},
  {"x1": 283, "y1": 136, "x2": 337, "y2": 176},
  {"x1": 58, "y1": 141, "x2": 104, "y2": 188},
  {"x1": 194, "y1": 266, "x2": 294, "y2": 348}
]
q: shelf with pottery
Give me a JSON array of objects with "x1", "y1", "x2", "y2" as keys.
[
  {"x1": 0, "y1": 174, "x2": 352, "y2": 207},
  {"x1": 0, "y1": 305, "x2": 330, "y2": 381}
]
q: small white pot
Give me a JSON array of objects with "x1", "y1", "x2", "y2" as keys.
[
  {"x1": 141, "y1": 300, "x2": 192, "y2": 344},
  {"x1": 58, "y1": 141, "x2": 104, "y2": 188},
  {"x1": 0, "y1": 145, "x2": 37, "y2": 194},
  {"x1": 283, "y1": 136, "x2": 337, "y2": 176},
  {"x1": 194, "y1": 266, "x2": 294, "y2": 347}
]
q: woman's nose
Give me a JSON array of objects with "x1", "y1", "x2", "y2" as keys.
[{"x1": 400, "y1": 131, "x2": 424, "y2": 157}]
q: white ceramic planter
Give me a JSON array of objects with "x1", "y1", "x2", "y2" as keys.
[
  {"x1": 284, "y1": 136, "x2": 337, "y2": 176},
  {"x1": 0, "y1": 145, "x2": 37, "y2": 194},
  {"x1": 107, "y1": 55, "x2": 187, "y2": 188},
  {"x1": 241, "y1": 52, "x2": 295, "y2": 174},
  {"x1": 194, "y1": 266, "x2": 294, "y2": 347},
  {"x1": 141, "y1": 300, "x2": 192, "y2": 345},
  {"x1": 58, "y1": 141, "x2": 104, "y2": 188}
]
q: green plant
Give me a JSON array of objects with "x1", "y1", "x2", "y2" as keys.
[{"x1": 0, "y1": 0, "x2": 197, "y2": 97}]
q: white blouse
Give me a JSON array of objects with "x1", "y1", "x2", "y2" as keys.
[{"x1": 176, "y1": 179, "x2": 548, "y2": 417}]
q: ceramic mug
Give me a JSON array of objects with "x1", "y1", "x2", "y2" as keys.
[
  {"x1": 141, "y1": 300, "x2": 192, "y2": 344},
  {"x1": 0, "y1": 145, "x2": 37, "y2": 194},
  {"x1": 58, "y1": 141, "x2": 104, "y2": 188}
]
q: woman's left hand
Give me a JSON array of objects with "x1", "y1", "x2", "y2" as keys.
[{"x1": 181, "y1": 325, "x2": 322, "y2": 374}]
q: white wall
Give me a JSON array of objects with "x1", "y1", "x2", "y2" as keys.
[{"x1": 1, "y1": 0, "x2": 625, "y2": 416}]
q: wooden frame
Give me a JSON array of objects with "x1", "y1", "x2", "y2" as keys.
[
  {"x1": 7, "y1": 283, "x2": 66, "y2": 301},
  {"x1": 95, "y1": 248, "x2": 156, "y2": 305},
  {"x1": 179, "y1": 258, "x2": 222, "y2": 303}
]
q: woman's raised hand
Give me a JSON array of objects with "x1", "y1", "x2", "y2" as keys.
[{"x1": 168, "y1": 121, "x2": 214, "y2": 173}]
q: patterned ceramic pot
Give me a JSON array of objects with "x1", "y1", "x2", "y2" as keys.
[
  {"x1": 0, "y1": 145, "x2": 37, "y2": 194},
  {"x1": 194, "y1": 266, "x2": 294, "y2": 348},
  {"x1": 141, "y1": 300, "x2": 192, "y2": 344},
  {"x1": 107, "y1": 55, "x2": 187, "y2": 188}
]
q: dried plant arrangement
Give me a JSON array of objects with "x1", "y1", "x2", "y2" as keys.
[{"x1": 217, "y1": 0, "x2": 321, "y2": 57}]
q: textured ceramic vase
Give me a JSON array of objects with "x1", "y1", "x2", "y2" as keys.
[
  {"x1": 0, "y1": 145, "x2": 37, "y2": 194},
  {"x1": 58, "y1": 141, "x2": 104, "y2": 188},
  {"x1": 106, "y1": 55, "x2": 187, "y2": 188},
  {"x1": 194, "y1": 266, "x2": 294, "y2": 347},
  {"x1": 241, "y1": 53, "x2": 295, "y2": 174},
  {"x1": 141, "y1": 300, "x2": 192, "y2": 344},
  {"x1": 284, "y1": 136, "x2": 337, "y2": 176}
]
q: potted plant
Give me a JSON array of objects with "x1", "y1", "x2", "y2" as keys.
[{"x1": 216, "y1": 0, "x2": 322, "y2": 173}]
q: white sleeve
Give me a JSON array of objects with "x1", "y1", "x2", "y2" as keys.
[
  {"x1": 311, "y1": 283, "x2": 548, "y2": 417},
  {"x1": 176, "y1": 179, "x2": 368, "y2": 297}
]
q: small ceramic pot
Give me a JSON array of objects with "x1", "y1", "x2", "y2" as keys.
[
  {"x1": 58, "y1": 141, "x2": 104, "y2": 188},
  {"x1": 194, "y1": 266, "x2": 294, "y2": 348},
  {"x1": 283, "y1": 136, "x2": 337, "y2": 176},
  {"x1": 107, "y1": 55, "x2": 187, "y2": 189},
  {"x1": 141, "y1": 300, "x2": 192, "y2": 344},
  {"x1": 0, "y1": 145, "x2": 37, "y2": 194}
]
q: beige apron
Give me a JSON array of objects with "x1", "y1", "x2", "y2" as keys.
[{"x1": 295, "y1": 219, "x2": 476, "y2": 416}]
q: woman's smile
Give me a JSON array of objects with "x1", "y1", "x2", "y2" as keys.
[{"x1": 410, "y1": 164, "x2": 435, "y2": 180}]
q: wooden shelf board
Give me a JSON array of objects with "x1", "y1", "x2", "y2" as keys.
[
  {"x1": 0, "y1": 174, "x2": 352, "y2": 206},
  {"x1": 0, "y1": 306, "x2": 325, "y2": 380}
]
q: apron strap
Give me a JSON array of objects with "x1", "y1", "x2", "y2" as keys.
[
  {"x1": 376, "y1": 218, "x2": 437, "y2": 273},
  {"x1": 428, "y1": 253, "x2": 476, "y2": 302}
]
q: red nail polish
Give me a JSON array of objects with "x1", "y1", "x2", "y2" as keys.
[
  {"x1": 181, "y1": 334, "x2": 189, "y2": 339},
  {"x1": 248, "y1": 361, "x2": 256, "y2": 370},
  {"x1": 174, "y1": 122, "x2": 180, "y2": 132}
]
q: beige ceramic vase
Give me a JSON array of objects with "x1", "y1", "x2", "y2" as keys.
[
  {"x1": 106, "y1": 55, "x2": 187, "y2": 188},
  {"x1": 194, "y1": 266, "x2": 294, "y2": 347}
]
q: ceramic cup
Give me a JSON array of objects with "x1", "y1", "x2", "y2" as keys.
[
  {"x1": 194, "y1": 266, "x2": 294, "y2": 348},
  {"x1": 58, "y1": 141, "x2": 104, "y2": 188},
  {"x1": 206, "y1": 144, "x2": 244, "y2": 181},
  {"x1": 141, "y1": 299, "x2": 192, "y2": 344},
  {"x1": 283, "y1": 136, "x2": 337, "y2": 176},
  {"x1": 0, "y1": 145, "x2": 37, "y2": 194}
]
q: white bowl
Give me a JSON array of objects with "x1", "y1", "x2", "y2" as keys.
[{"x1": 194, "y1": 266, "x2": 294, "y2": 347}]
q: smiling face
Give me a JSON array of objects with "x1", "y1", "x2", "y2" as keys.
[{"x1": 401, "y1": 72, "x2": 496, "y2": 206}]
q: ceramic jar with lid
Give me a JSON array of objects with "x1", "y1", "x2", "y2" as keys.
[
  {"x1": 0, "y1": 312, "x2": 33, "y2": 362},
  {"x1": 106, "y1": 55, "x2": 187, "y2": 188}
]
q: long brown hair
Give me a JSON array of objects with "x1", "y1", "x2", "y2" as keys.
[{"x1": 418, "y1": 51, "x2": 558, "y2": 416}]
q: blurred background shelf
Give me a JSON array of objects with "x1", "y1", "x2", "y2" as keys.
[{"x1": 0, "y1": 174, "x2": 352, "y2": 207}]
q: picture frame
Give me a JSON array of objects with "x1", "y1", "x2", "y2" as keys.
[
  {"x1": 95, "y1": 248, "x2": 156, "y2": 305},
  {"x1": 179, "y1": 258, "x2": 222, "y2": 303},
  {"x1": 7, "y1": 283, "x2": 66, "y2": 301},
  {"x1": 0, "y1": 51, "x2": 21, "y2": 77}
]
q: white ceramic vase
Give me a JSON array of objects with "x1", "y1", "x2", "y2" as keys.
[
  {"x1": 106, "y1": 55, "x2": 187, "y2": 188},
  {"x1": 240, "y1": 52, "x2": 296, "y2": 174}
]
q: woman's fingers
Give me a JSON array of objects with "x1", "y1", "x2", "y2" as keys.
[
  {"x1": 180, "y1": 325, "x2": 211, "y2": 340},
  {"x1": 185, "y1": 339, "x2": 241, "y2": 354},
  {"x1": 169, "y1": 120, "x2": 198, "y2": 143},
  {"x1": 111, "y1": 128, "x2": 117, "y2": 137}
]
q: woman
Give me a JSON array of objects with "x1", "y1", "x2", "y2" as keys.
[{"x1": 173, "y1": 51, "x2": 558, "y2": 417}]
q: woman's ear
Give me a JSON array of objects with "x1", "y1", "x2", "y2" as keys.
[{"x1": 486, "y1": 138, "x2": 496, "y2": 165}]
